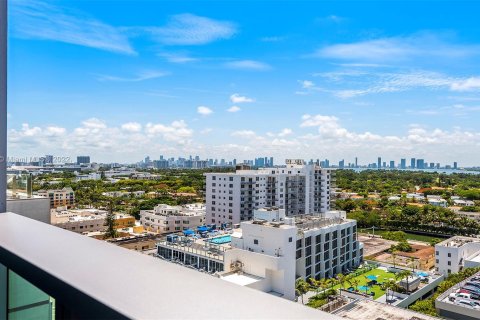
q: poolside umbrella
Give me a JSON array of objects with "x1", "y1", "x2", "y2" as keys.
[{"x1": 183, "y1": 229, "x2": 194, "y2": 236}]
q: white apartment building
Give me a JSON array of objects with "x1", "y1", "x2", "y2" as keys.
[
  {"x1": 204, "y1": 159, "x2": 333, "y2": 225},
  {"x1": 156, "y1": 207, "x2": 362, "y2": 300},
  {"x1": 435, "y1": 236, "x2": 480, "y2": 275},
  {"x1": 36, "y1": 187, "x2": 75, "y2": 209},
  {"x1": 140, "y1": 203, "x2": 205, "y2": 234}
]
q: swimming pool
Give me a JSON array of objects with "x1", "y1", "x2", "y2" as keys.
[{"x1": 208, "y1": 235, "x2": 231, "y2": 244}]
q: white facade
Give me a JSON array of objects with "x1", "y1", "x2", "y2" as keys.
[
  {"x1": 157, "y1": 208, "x2": 362, "y2": 300},
  {"x1": 205, "y1": 160, "x2": 333, "y2": 225},
  {"x1": 140, "y1": 203, "x2": 205, "y2": 234},
  {"x1": 435, "y1": 236, "x2": 480, "y2": 275}
]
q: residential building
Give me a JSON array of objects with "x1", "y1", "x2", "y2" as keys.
[
  {"x1": 157, "y1": 208, "x2": 362, "y2": 300},
  {"x1": 435, "y1": 236, "x2": 480, "y2": 275},
  {"x1": 140, "y1": 203, "x2": 205, "y2": 234},
  {"x1": 400, "y1": 158, "x2": 406, "y2": 169},
  {"x1": 204, "y1": 159, "x2": 334, "y2": 225},
  {"x1": 51, "y1": 208, "x2": 135, "y2": 233},
  {"x1": 36, "y1": 187, "x2": 75, "y2": 209},
  {"x1": 416, "y1": 159, "x2": 425, "y2": 169},
  {"x1": 411, "y1": 158, "x2": 416, "y2": 169},
  {"x1": 390, "y1": 160, "x2": 395, "y2": 168},
  {"x1": 377, "y1": 157, "x2": 382, "y2": 169}
]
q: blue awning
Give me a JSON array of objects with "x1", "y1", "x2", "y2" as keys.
[{"x1": 183, "y1": 229, "x2": 194, "y2": 235}]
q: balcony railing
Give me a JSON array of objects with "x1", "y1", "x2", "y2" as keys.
[{"x1": 0, "y1": 212, "x2": 339, "y2": 319}]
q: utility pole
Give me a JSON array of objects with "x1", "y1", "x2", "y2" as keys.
[{"x1": 0, "y1": 0, "x2": 7, "y2": 213}]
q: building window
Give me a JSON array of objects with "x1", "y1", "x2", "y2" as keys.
[
  {"x1": 448, "y1": 253, "x2": 451, "y2": 258},
  {"x1": 254, "y1": 239, "x2": 259, "y2": 245},
  {"x1": 289, "y1": 237, "x2": 293, "y2": 243}
]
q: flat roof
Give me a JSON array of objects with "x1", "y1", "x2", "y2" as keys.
[
  {"x1": 221, "y1": 272, "x2": 264, "y2": 286},
  {"x1": 335, "y1": 299, "x2": 440, "y2": 320},
  {"x1": 0, "y1": 212, "x2": 337, "y2": 319}
]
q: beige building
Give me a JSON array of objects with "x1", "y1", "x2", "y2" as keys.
[
  {"x1": 140, "y1": 203, "x2": 205, "y2": 234},
  {"x1": 51, "y1": 208, "x2": 135, "y2": 233},
  {"x1": 37, "y1": 187, "x2": 75, "y2": 209}
]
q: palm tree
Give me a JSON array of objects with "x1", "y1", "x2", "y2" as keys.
[
  {"x1": 408, "y1": 256, "x2": 417, "y2": 273},
  {"x1": 337, "y1": 273, "x2": 346, "y2": 296},
  {"x1": 397, "y1": 270, "x2": 412, "y2": 293},
  {"x1": 391, "y1": 250, "x2": 398, "y2": 268},
  {"x1": 385, "y1": 279, "x2": 398, "y2": 303},
  {"x1": 295, "y1": 279, "x2": 309, "y2": 304},
  {"x1": 348, "y1": 278, "x2": 360, "y2": 292},
  {"x1": 320, "y1": 278, "x2": 330, "y2": 295},
  {"x1": 308, "y1": 277, "x2": 319, "y2": 294}
]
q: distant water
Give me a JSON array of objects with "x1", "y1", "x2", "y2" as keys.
[{"x1": 343, "y1": 168, "x2": 480, "y2": 175}]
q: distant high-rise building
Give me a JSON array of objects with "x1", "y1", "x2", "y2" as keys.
[
  {"x1": 76, "y1": 156, "x2": 90, "y2": 165},
  {"x1": 377, "y1": 157, "x2": 382, "y2": 169},
  {"x1": 411, "y1": 158, "x2": 416, "y2": 169},
  {"x1": 430, "y1": 162, "x2": 435, "y2": 169},
  {"x1": 416, "y1": 159, "x2": 425, "y2": 169},
  {"x1": 355, "y1": 157, "x2": 358, "y2": 167},
  {"x1": 339, "y1": 159, "x2": 345, "y2": 169},
  {"x1": 400, "y1": 159, "x2": 406, "y2": 169},
  {"x1": 453, "y1": 162, "x2": 458, "y2": 169},
  {"x1": 270, "y1": 157, "x2": 274, "y2": 167},
  {"x1": 45, "y1": 155, "x2": 54, "y2": 164},
  {"x1": 390, "y1": 160, "x2": 395, "y2": 168}
]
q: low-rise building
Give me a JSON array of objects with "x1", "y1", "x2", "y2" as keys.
[
  {"x1": 435, "y1": 236, "x2": 480, "y2": 275},
  {"x1": 36, "y1": 188, "x2": 75, "y2": 209},
  {"x1": 156, "y1": 207, "x2": 363, "y2": 300},
  {"x1": 140, "y1": 203, "x2": 205, "y2": 234},
  {"x1": 453, "y1": 199, "x2": 475, "y2": 207},
  {"x1": 428, "y1": 198, "x2": 448, "y2": 208},
  {"x1": 51, "y1": 208, "x2": 135, "y2": 233}
]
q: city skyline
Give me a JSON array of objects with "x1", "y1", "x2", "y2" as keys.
[{"x1": 7, "y1": 1, "x2": 480, "y2": 165}]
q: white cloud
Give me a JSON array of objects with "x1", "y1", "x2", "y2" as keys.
[
  {"x1": 225, "y1": 60, "x2": 272, "y2": 71},
  {"x1": 143, "y1": 13, "x2": 236, "y2": 45},
  {"x1": 121, "y1": 122, "x2": 142, "y2": 132},
  {"x1": 157, "y1": 52, "x2": 198, "y2": 63},
  {"x1": 197, "y1": 106, "x2": 213, "y2": 115},
  {"x1": 314, "y1": 33, "x2": 480, "y2": 62},
  {"x1": 450, "y1": 77, "x2": 480, "y2": 91},
  {"x1": 278, "y1": 128, "x2": 293, "y2": 137},
  {"x1": 200, "y1": 128, "x2": 213, "y2": 134},
  {"x1": 302, "y1": 70, "x2": 480, "y2": 98},
  {"x1": 299, "y1": 80, "x2": 315, "y2": 89},
  {"x1": 10, "y1": 0, "x2": 135, "y2": 54},
  {"x1": 227, "y1": 106, "x2": 241, "y2": 112},
  {"x1": 144, "y1": 120, "x2": 193, "y2": 144},
  {"x1": 230, "y1": 93, "x2": 255, "y2": 103},
  {"x1": 95, "y1": 71, "x2": 168, "y2": 82}
]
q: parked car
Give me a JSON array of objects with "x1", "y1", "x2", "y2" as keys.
[
  {"x1": 465, "y1": 282, "x2": 480, "y2": 289},
  {"x1": 457, "y1": 289, "x2": 480, "y2": 300},
  {"x1": 451, "y1": 292, "x2": 474, "y2": 300},
  {"x1": 456, "y1": 300, "x2": 480, "y2": 309},
  {"x1": 461, "y1": 286, "x2": 480, "y2": 295}
]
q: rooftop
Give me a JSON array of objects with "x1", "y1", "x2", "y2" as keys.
[
  {"x1": 0, "y1": 212, "x2": 336, "y2": 319},
  {"x1": 334, "y1": 299, "x2": 440, "y2": 320},
  {"x1": 437, "y1": 236, "x2": 480, "y2": 248}
]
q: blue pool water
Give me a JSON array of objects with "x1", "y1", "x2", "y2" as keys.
[
  {"x1": 416, "y1": 271, "x2": 429, "y2": 277},
  {"x1": 209, "y1": 235, "x2": 232, "y2": 244},
  {"x1": 358, "y1": 286, "x2": 369, "y2": 292}
]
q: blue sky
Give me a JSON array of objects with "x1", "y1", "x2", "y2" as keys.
[{"x1": 6, "y1": 0, "x2": 480, "y2": 165}]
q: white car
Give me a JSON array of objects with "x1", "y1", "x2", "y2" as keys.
[{"x1": 456, "y1": 300, "x2": 480, "y2": 309}]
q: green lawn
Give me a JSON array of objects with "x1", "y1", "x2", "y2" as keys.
[
  {"x1": 358, "y1": 228, "x2": 443, "y2": 243},
  {"x1": 332, "y1": 268, "x2": 396, "y2": 300}
]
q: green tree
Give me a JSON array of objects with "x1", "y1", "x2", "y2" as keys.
[
  {"x1": 295, "y1": 279, "x2": 310, "y2": 304},
  {"x1": 104, "y1": 201, "x2": 118, "y2": 239}
]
